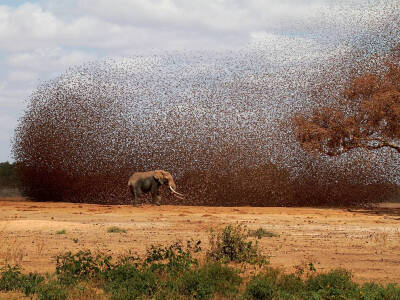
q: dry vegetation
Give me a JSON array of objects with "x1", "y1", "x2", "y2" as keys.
[
  {"x1": 1, "y1": 198, "x2": 400, "y2": 283},
  {"x1": 1, "y1": 198, "x2": 400, "y2": 298},
  {"x1": 294, "y1": 44, "x2": 400, "y2": 156}
]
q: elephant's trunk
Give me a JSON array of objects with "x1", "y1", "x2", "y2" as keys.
[{"x1": 169, "y1": 185, "x2": 185, "y2": 198}]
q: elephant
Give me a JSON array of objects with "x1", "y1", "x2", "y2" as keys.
[{"x1": 128, "y1": 170, "x2": 184, "y2": 206}]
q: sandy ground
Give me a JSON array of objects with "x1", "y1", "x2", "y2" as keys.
[{"x1": 0, "y1": 197, "x2": 399, "y2": 284}]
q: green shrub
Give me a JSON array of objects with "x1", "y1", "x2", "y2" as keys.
[
  {"x1": 56, "y1": 229, "x2": 66, "y2": 235},
  {"x1": 207, "y1": 224, "x2": 267, "y2": 264},
  {"x1": 55, "y1": 250, "x2": 112, "y2": 284},
  {"x1": 103, "y1": 264, "x2": 159, "y2": 300},
  {"x1": 0, "y1": 265, "x2": 23, "y2": 292},
  {"x1": 144, "y1": 240, "x2": 201, "y2": 275},
  {"x1": 107, "y1": 226, "x2": 127, "y2": 233},
  {"x1": 244, "y1": 272, "x2": 277, "y2": 299},
  {"x1": 244, "y1": 267, "x2": 308, "y2": 300},
  {"x1": 37, "y1": 279, "x2": 68, "y2": 300},
  {"x1": 249, "y1": 228, "x2": 279, "y2": 239},
  {"x1": 178, "y1": 262, "x2": 241, "y2": 299},
  {"x1": 0, "y1": 265, "x2": 45, "y2": 296},
  {"x1": 277, "y1": 274, "x2": 306, "y2": 299},
  {"x1": 20, "y1": 272, "x2": 45, "y2": 296},
  {"x1": 305, "y1": 269, "x2": 359, "y2": 299},
  {"x1": 360, "y1": 282, "x2": 400, "y2": 300}
]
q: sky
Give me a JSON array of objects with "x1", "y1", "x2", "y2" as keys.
[{"x1": 0, "y1": 0, "x2": 398, "y2": 162}]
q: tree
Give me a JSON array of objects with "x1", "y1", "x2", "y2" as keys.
[
  {"x1": 0, "y1": 161, "x2": 17, "y2": 187},
  {"x1": 294, "y1": 45, "x2": 400, "y2": 156}
]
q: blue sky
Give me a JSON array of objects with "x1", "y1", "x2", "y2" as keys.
[{"x1": 0, "y1": 0, "x2": 398, "y2": 162}]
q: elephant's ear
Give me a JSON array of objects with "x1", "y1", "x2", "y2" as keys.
[{"x1": 153, "y1": 171, "x2": 164, "y2": 185}]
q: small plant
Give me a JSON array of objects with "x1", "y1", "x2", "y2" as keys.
[
  {"x1": 72, "y1": 238, "x2": 79, "y2": 243},
  {"x1": 249, "y1": 228, "x2": 279, "y2": 239},
  {"x1": 207, "y1": 224, "x2": 267, "y2": 265},
  {"x1": 0, "y1": 265, "x2": 44, "y2": 296},
  {"x1": 178, "y1": 261, "x2": 242, "y2": 299},
  {"x1": 56, "y1": 250, "x2": 112, "y2": 284},
  {"x1": 244, "y1": 267, "x2": 307, "y2": 299},
  {"x1": 305, "y1": 269, "x2": 359, "y2": 299},
  {"x1": 102, "y1": 264, "x2": 159, "y2": 299},
  {"x1": 20, "y1": 272, "x2": 45, "y2": 296},
  {"x1": 295, "y1": 261, "x2": 317, "y2": 278},
  {"x1": 360, "y1": 282, "x2": 400, "y2": 299},
  {"x1": 107, "y1": 226, "x2": 127, "y2": 233},
  {"x1": 0, "y1": 265, "x2": 23, "y2": 292},
  {"x1": 56, "y1": 229, "x2": 66, "y2": 235},
  {"x1": 244, "y1": 273, "x2": 276, "y2": 299},
  {"x1": 37, "y1": 279, "x2": 68, "y2": 300},
  {"x1": 144, "y1": 239, "x2": 201, "y2": 274}
]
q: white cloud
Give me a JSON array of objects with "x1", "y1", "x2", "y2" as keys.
[
  {"x1": 7, "y1": 48, "x2": 96, "y2": 72},
  {"x1": 7, "y1": 70, "x2": 37, "y2": 82}
]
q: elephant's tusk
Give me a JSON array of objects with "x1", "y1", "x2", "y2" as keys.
[{"x1": 169, "y1": 186, "x2": 185, "y2": 197}]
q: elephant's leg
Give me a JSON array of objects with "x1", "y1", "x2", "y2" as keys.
[
  {"x1": 129, "y1": 185, "x2": 137, "y2": 206},
  {"x1": 151, "y1": 183, "x2": 161, "y2": 206},
  {"x1": 133, "y1": 185, "x2": 142, "y2": 206}
]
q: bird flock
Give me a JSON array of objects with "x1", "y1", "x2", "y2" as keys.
[{"x1": 13, "y1": 1, "x2": 400, "y2": 205}]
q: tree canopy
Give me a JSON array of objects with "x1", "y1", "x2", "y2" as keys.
[{"x1": 294, "y1": 45, "x2": 400, "y2": 156}]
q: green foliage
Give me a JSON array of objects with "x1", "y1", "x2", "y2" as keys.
[
  {"x1": 55, "y1": 250, "x2": 112, "y2": 285},
  {"x1": 305, "y1": 269, "x2": 359, "y2": 299},
  {"x1": 0, "y1": 265, "x2": 44, "y2": 296},
  {"x1": 56, "y1": 229, "x2": 66, "y2": 235},
  {"x1": 1, "y1": 229, "x2": 400, "y2": 299},
  {"x1": 244, "y1": 273, "x2": 276, "y2": 299},
  {"x1": 102, "y1": 264, "x2": 159, "y2": 300},
  {"x1": 20, "y1": 272, "x2": 45, "y2": 296},
  {"x1": 249, "y1": 228, "x2": 280, "y2": 239},
  {"x1": 107, "y1": 226, "x2": 127, "y2": 233},
  {"x1": 37, "y1": 279, "x2": 68, "y2": 300},
  {"x1": 360, "y1": 282, "x2": 400, "y2": 300},
  {"x1": 177, "y1": 262, "x2": 241, "y2": 299},
  {"x1": 144, "y1": 240, "x2": 201, "y2": 274},
  {"x1": 207, "y1": 224, "x2": 268, "y2": 264},
  {"x1": 0, "y1": 265, "x2": 23, "y2": 292}
]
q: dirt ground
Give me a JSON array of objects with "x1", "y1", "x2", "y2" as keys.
[{"x1": 0, "y1": 197, "x2": 399, "y2": 284}]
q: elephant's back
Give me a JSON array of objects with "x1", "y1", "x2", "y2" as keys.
[{"x1": 127, "y1": 171, "x2": 152, "y2": 185}]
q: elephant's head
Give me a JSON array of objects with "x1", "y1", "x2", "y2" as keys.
[{"x1": 153, "y1": 170, "x2": 184, "y2": 198}]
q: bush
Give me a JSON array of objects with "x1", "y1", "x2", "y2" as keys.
[
  {"x1": 244, "y1": 272, "x2": 277, "y2": 299},
  {"x1": 20, "y1": 272, "x2": 45, "y2": 296},
  {"x1": 178, "y1": 262, "x2": 241, "y2": 299},
  {"x1": 277, "y1": 273, "x2": 305, "y2": 298},
  {"x1": 1, "y1": 253, "x2": 400, "y2": 299},
  {"x1": 144, "y1": 240, "x2": 201, "y2": 275},
  {"x1": 0, "y1": 265, "x2": 23, "y2": 292},
  {"x1": 37, "y1": 279, "x2": 68, "y2": 300},
  {"x1": 207, "y1": 224, "x2": 267, "y2": 264},
  {"x1": 360, "y1": 282, "x2": 400, "y2": 300},
  {"x1": 244, "y1": 267, "x2": 309, "y2": 299},
  {"x1": 55, "y1": 250, "x2": 112, "y2": 284},
  {"x1": 305, "y1": 269, "x2": 359, "y2": 299},
  {"x1": 103, "y1": 264, "x2": 159, "y2": 300}
]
